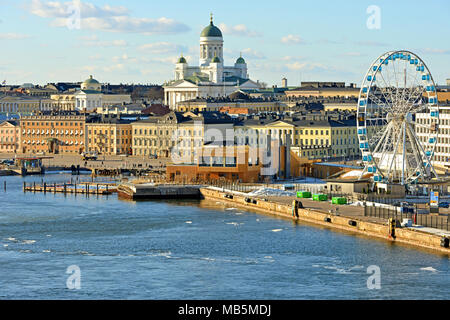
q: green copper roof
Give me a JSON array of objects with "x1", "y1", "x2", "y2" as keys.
[
  {"x1": 83, "y1": 75, "x2": 99, "y2": 84},
  {"x1": 236, "y1": 56, "x2": 246, "y2": 64},
  {"x1": 201, "y1": 18, "x2": 222, "y2": 37},
  {"x1": 177, "y1": 56, "x2": 187, "y2": 63},
  {"x1": 212, "y1": 55, "x2": 221, "y2": 63}
]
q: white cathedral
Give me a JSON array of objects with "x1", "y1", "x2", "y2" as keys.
[{"x1": 163, "y1": 15, "x2": 260, "y2": 109}]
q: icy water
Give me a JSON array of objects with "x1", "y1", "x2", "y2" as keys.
[{"x1": 0, "y1": 174, "x2": 449, "y2": 299}]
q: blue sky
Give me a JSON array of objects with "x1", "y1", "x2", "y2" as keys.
[{"x1": 0, "y1": 0, "x2": 449, "y2": 86}]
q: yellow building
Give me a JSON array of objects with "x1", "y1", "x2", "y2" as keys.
[
  {"x1": 131, "y1": 111, "x2": 234, "y2": 160},
  {"x1": 234, "y1": 114, "x2": 359, "y2": 160},
  {"x1": 86, "y1": 116, "x2": 133, "y2": 155},
  {"x1": 285, "y1": 82, "x2": 360, "y2": 99},
  {"x1": 0, "y1": 95, "x2": 52, "y2": 114}
]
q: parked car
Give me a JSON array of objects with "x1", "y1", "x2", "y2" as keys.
[
  {"x1": 438, "y1": 202, "x2": 449, "y2": 208},
  {"x1": 82, "y1": 152, "x2": 98, "y2": 161}
]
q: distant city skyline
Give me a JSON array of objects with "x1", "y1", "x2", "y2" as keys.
[{"x1": 0, "y1": 0, "x2": 449, "y2": 86}]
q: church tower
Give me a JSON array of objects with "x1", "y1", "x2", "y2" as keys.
[{"x1": 199, "y1": 14, "x2": 224, "y2": 66}]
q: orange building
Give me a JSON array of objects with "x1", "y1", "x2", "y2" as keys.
[
  {"x1": 0, "y1": 120, "x2": 20, "y2": 153},
  {"x1": 20, "y1": 113, "x2": 87, "y2": 154},
  {"x1": 167, "y1": 141, "x2": 313, "y2": 183},
  {"x1": 167, "y1": 143, "x2": 262, "y2": 183},
  {"x1": 219, "y1": 106, "x2": 249, "y2": 116}
]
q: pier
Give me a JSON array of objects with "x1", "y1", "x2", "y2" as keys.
[
  {"x1": 23, "y1": 181, "x2": 117, "y2": 195},
  {"x1": 117, "y1": 182, "x2": 201, "y2": 200}
]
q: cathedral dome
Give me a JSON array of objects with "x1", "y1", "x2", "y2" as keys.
[
  {"x1": 201, "y1": 17, "x2": 222, "y2": 38},
  {"x1": 177, "y1": 56, "x2": 187, "y2": 64}
]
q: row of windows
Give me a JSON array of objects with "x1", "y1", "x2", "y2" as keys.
[
  {"x1": 89, "y1": 138, "x2": 129, "y2": 144},
  {"x1": 23, "y1": 122, "x2": 83, "y2": 127},
  {"x1": 134, "y1": 128, "x2": 203, "y2": 136},
  {"x1": 89, "y1": 130, "x2": 131, "y2": 135},
  {"x1": 0, "y1": 129, "x2": 19, "y2": 134}
]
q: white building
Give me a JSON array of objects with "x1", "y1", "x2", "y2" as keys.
[
  {"x1": 74, "y1": 75, "x2": 131, "y2": 112},
  {"x1": 163, "y1": 16, "x2": 260, "y2": 110},
  {"x1": 416, "y1": 106, "x2": 450, "y2": 172}
]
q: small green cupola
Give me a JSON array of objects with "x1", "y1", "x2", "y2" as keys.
[
  {"x1": 177, "y1": 55, "x2": 187, "y2": 64},
  {"x1": 236, "y1": 53, "x2": 246, "y2": 64}
]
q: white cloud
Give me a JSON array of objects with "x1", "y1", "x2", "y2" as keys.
[
  {"x1": 28, "y1": 0, "x2": 190, "y2": 35},
  {"x1": 29, "y1": 0, "x2": 129, "y2": 18},
  {"x1": 281, "y1": 34, "x2": 304, "y2": 45},
  {"x1": 241, "y1": 48, "x2": 265, "y2": 59},
  {"x1": 79, "y1": 36, "x2": 128, "y2": 47},
  {"x1": 139, "y1": 42, "x2": 187, "y2": 55},
  {"x1": 218, "y1": 23, "x2": 261, "y2": 37},
  {"x1": 0, "y1": 33, "x2": 31, "y2": 40},
  {"x1": 224, "y1": 48, "x2": 265, "y2": 60}
]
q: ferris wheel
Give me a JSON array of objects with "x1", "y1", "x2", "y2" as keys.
[{"x1": 357, "y1": 50, "x2": 439, "y2": 185}]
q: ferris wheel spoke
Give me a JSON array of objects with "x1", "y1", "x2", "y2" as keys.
[
  {"x1": 406, "y1": 122, "x2": 439, "y2": 179},
  {"x1": 406, "y1": 124, "x2": 427, "y2": 178}
]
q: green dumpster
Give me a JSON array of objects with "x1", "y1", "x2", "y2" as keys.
[
  {"x1": 297, "y1": 191, "x2": 312, "y2": 198},
  {"x1": 313, "y1": 194, "x2": 328, "y2": 201},
  {"x1": 332, "y1": 197, "x2": 347, "y2": 205}
]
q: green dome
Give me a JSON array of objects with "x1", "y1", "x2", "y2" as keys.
[
  {"x1": 201, "y1": 19, "x2": 222, "y2": 38},
  {"x1": 236, "y1": 56, "x2": 246, "y2": 64},
  {"x1": 83, "y1": 75, "x2": 99, "y2": 84},
  {"x1": 177, "y1": 56, "x2": 187, "y2": 64},
  {"x1": 212, "y1": 55, "x2": 221, "y2": 63}
]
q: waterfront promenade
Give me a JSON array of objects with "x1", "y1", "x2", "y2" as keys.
[{"x1": 0, "y1": 153, "x2": 170, "y2": 171}]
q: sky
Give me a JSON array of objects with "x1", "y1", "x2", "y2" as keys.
[{"x1": 0, "y1": 0, "x2": 449, "y2": 87}]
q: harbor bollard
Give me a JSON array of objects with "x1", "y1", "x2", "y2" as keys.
[{"x1": 23, "y1": 181, "x2": 26, "y2": 192}]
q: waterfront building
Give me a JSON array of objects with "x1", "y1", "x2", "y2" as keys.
[
  {"x1": 163, "y1": 16, "x2": 259, "y2": 110},
  {"x1": 132, "y1": 112, "x2": 183, "y2": 158},
  {"x1": 86, "y1": 115, "x2": 133, "y2": 155},
  {"x1": 131, "y1": 111, "x2": 234, "y2": 160},
  {"x1": 0, "y1": 120, "x2": 20, "y2": 153},
  {"x1": 20, "y1": 112, "x2": 87, "y2": 154},
  {"x1": 166, "y1": 139, "x2": 311, "y2": 183},
  {"x1": 234, "y1": 112, "x2": 359, "y2": 161}
]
